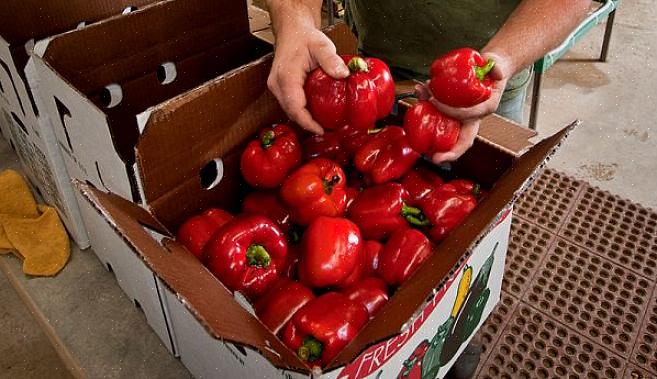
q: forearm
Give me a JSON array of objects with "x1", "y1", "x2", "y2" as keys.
[
  {"x1": 483, "y1": 0, "x2": 591, "y2": 77},
  {"x1": 266, "y1": 0, "x2": 323, "y2": 34}
]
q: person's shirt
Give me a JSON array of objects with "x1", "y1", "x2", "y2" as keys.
[{"x1": 345, "y1": 0, "x2": 530, "y2": 102}]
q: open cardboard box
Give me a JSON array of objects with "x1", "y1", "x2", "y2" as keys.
[
  {"x1": 0, "y1": 0, "x2": 167, "y2": 248},
  {"x1": 20, "y1": 0, "x2": 274, "y2": 355},
  {"x1": 29, "y1": 0, "x2": 273, "y2": 204},
  {"x1": 75, "y1": 23, "x2": 577, "y2": 378}
]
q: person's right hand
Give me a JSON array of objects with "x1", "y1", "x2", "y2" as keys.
[{"x1": 267, "y1": 21, "x2": 349, "y2": 135}]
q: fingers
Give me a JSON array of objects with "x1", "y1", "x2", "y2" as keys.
[
  {"x1": 429, "y1": 97, "x2": 498, "y2": 121},
  {"x1": 432, "y1": 120, "x2": 480, "y2": 164},
  {"x1": 311, "y1": 35, "x2": 349, "y2": 79},
  {"x1": 414, "y1": 84, "x2": 431, "y2": 101},
  {"x1": 268, "y1": 69, "x2": 324, "y2": 135}
]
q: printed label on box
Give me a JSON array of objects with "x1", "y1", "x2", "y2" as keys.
[{"x1": 7, "y1": 111, "x2": 65, "y2": 213}]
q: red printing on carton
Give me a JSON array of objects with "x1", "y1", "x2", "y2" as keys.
[{"x1": 336, "y1": 264, "x2": 464, "y2": 378}]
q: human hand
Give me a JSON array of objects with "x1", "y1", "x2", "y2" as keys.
[
  {"x1": 415, "y1": 52, "x2": 511, "y2": 164},
  {"x1": 267, "y1": 20, "x2": 349, "y2": 135}
]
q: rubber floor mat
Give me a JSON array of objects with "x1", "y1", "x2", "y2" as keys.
[{"x1": 474, "y1": 168, "x2": 657, "y2": 379}]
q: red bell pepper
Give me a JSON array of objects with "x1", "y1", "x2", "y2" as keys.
[
  {"x1": 337, "y1": 124, "x2": 379, "y2": 157},
  {"x1": 361, "y1": 240, "x2": 383, "y2": 278},
  {"x1": 240, "y1": 124, "x2": 302, "y2": 189},
  {"x1": 305, "y1": 55, "x2": 395, "y2": 130},
  {"x1": 254, "y1": 278, "x2": 315, "y2": 334},
  {"x1": 241, "y1": 191, "x2": 292, "y2": 233},
  {"x1": 301, "y1": 132, "x2": 350, "y2": 167},
  {"x1": 441, "y1": 179, "x2": 482, "y2": 198},
  {"x1": 419, "y1": 187, "x2": 478, "y2": 242},
  {"x1": 429, "y1": 48, "x2": 495, "y2": 108},
  {"x1": 204, "y1": 215, "x2": 288, "y2": 299},
  {"x1": 347, "y1": 183, "x2": 429, "y2": 241},
  {"x1": 342, "y1": 277, "x2": 389, "y2": 318},
  {"x1": 353, "y1": 126, "x2": 420, "y2": 185},
  {"x1": 299, "y1": 216, "x2": 362, "y2": 288},
  {"x1": 401, "y1": 167, "x2": 445, "y2": 204},
  {"x1": 281, "y1": 292, "x2": 369, "y2": 366},
  {"x1": 344, "y1": 187, "x2": 359, "y2": 212},
  {"x1": 378, "y1": 229, "x2": 433, "y2": 286},
  {"x1": 397, "y1": 340, "x2": 430, "y2": 379},
  {"x1": 176, "y1": 208, "x2": 233, "y2": 260},
  {"x1": 403, "y1": 100, "x2": 461, "y2": 155},
  {"x1": 280, "y1": 158, "x2": 347, "y2": 225},
  {"x1": 281, "y1": 243, "x2": 301, "y2": 279}
]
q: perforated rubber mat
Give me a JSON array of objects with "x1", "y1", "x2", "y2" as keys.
[{"x1": 474, "y1": 169, "x2": 657, "y2": 379}]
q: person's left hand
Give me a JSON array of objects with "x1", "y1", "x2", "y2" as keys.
[{"x1": 415, "y1": 51, "x2": 511, "y2": 164}]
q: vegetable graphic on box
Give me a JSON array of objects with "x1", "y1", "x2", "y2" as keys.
[{"x1": 410, "y1": 243, "x2": 497, "y2": 379}]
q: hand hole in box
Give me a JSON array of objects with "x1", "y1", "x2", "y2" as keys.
[
  {"x1": 122, "y1": 6, "x2": 138, "y2": 14},
  {"x1": 157, "y1": 62, "x2": 177, "y2": 85},
  {"x1": 100, "y1": 84, "x2": 123, "y2": 108},
  {"x1": 200, "y1": 158, "x2": 224, "y2": 190}
]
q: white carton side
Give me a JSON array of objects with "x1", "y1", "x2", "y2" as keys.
[{"x1": 75, "y1": 189, "x2": 174, "y2": 354}]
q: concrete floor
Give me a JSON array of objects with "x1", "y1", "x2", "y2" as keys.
[
  {"x1": 535, "y1": 0, "x2": 657, "y2": 209},
  {"x1": 0, "y1": 0, "x2": 656, "y2": 377},
  {"x1": 0, "y1": 273, "x2": 72, "y2": 379}
]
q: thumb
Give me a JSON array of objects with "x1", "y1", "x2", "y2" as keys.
[{"x1": 313, "y1": 41, "x2": 350, "y2": 79}]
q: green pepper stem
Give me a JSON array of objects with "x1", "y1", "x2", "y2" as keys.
[
  {"x1": 261, "y1": 130, "x2": 275, "y2": 149},
  {"x1": 401, "y1": 203, "x2": 431, "y2": 226},
  {"x1": 472, "y1": 183, "x2": 482, "y2": 199},
  {"x1": 347, "y1": 56, "x2": 369, "y2": 73},
  {"x1": 322, "y1": 175, "x2": 341, "y2": 195},
  {"x1": 288, "y1": 227, "x2": 301, "y2": 244},
  {"x1": 298, "y1": 336, "x2": 323, "y2": 362},
  {"x1": 474, "y1": 59, "x2": 495, "y2": 81},
  {"x1": 246, "y1": 244, "x2": 271, "y2": 268}
]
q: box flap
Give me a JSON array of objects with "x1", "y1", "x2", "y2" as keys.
[
  {"x1": 135, "y1": 23, "x2": 357, "y2": 227},
  {"x1": 329, "y1": 120, "x2": 578, "y2": 368},
  {"x1": 0, "y1": 0, "x2": 163, "y2": 46},
  {"x1": 394, "y1": 87, "x2": 537, "y2": 157},
  {"x1": 77, "y1": 181, "x2": 309, "y2": 372},
  {"x1": 41, "y1": 0, "x2": 251, "y2": 96},
  {"x1": 476, "y1": 115, "x2": 538, "y2": 157}
]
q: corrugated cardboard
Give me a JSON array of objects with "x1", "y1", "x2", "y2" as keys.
[
  {"x1": 0, "y1": 0, "x2": 167, "y2": 248},
  {"x1": 31, "y1": 0, "x2": 273, "y2": 203},
  {"x1": 76, "y1": 22, "x2": 577, "y2": 376}
]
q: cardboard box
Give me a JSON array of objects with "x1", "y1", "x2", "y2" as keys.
[
  {"x1": 75, "y1": 23, "x2": 577, "y2": 378},
  {"x1": 0, "y1": 0, "x2": 167, "y2": 248},
  {"x1": 30, "y1": 0, "x2": 273, "y2": 204},
  {"x1": 24, "y1": 0, "x2": 273, "y2": 355},
  {"x1": 75, "y1": 190, "x2": 176, "y2": 354}
]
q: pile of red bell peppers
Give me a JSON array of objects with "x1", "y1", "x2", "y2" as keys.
[{"x1": 175, "y1": 50, "x2": 492, "y2": 368}]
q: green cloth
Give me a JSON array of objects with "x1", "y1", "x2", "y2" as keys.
[{"x1": 345, "y1": 0, "x2": 531, "y2": 102}]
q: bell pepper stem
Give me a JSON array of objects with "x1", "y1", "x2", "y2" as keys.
[
  {"x1": 474, "y1": 59, "x2": 495, "y2": 81},
  {"x1": 348, "y1": 56, "x2": 369, "y2": 73},
  {"x1": 246, "y1": 244, "x2": 271, "y2": 268},
  {"x1": 322, "y1": 175, "x2": 341, "y2": 195},
  {"x1": 401, "y1": 204, "x2": 431, "y2": 226},
  {"x1": 367, "y1": 127, "x2": 383, "y2": 135},
  {"x1": 261, "y1": 130, "x2": 275, "y2": 149},
  {"x1": 472, "y1": 183, "x2": 481, "y2": 198},
  {"x1": 298, "y1": 336, "x2": 323, "y2": 362},
  {"x1": 288, "y1": 227, "x2": 301, "y2": 244}
]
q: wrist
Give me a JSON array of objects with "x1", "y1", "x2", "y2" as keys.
[{"x1": 268, "y1": 0, "x2": 322, "y2": 34}]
